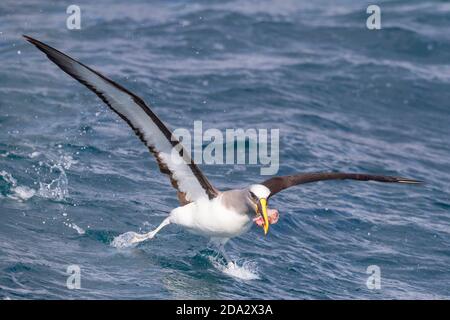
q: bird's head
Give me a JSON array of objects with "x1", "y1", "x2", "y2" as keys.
[{"x1": 247, "y1": 184, "x2": 271, "y2": 235}]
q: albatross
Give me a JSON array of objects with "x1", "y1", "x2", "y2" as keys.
[{"x1": 24, "y1": 35, "x2": 421, "y2": 258}]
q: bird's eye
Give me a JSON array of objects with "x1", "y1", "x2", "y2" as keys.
[{"x1": 249, "y1": 191, "x2": 258, "y2": 201}]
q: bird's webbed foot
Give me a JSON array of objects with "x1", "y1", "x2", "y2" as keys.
[{"x1": 111, "y1": 217, "x2": 171, "y2": 248}]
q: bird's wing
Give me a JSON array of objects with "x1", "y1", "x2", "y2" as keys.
[
  {"x1": 24, "y1": 35, "x2": 218, "y2": 205},
  {"x1": 261, "y1": 172, "x2": 421, "y2": 198}
]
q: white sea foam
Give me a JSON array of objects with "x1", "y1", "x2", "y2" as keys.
[
  {"x1": 209, "y1": 255, "x2": 260, "y2": 280},
  {"x1": 1, "y1": 170, "x2": 17, "y2": 186},
  {"x1": 9, "y1": 185, "x2": 36, "y2": 201},
  {"x1": 29, "y1": 151, "x2": 41, "y2": 158},
  {"x1": 1, "y1": 170, "x2": 36, "y2": 201}
]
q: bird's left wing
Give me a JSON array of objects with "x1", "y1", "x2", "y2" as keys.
[
  {"x1": 24, "y1": 35, "x2": 218, "y2": 204},
  {"x1": 261, "y1": 172, "x2": 421, "y2": 198}
]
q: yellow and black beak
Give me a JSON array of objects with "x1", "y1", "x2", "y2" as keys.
[{"x1": 257, "y1": 198, "x2": 269, "y2": 235}]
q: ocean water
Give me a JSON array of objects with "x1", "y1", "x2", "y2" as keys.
[{"x1": 1, "y1": 0, "x2": 449, "y2": 299}]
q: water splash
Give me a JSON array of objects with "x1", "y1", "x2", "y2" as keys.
[
  {"x1": 207, "y1": 252, "x2": 260, "y2": 280},
  {"x1": 63, "y1": 221, "x2": 85, "y2": 235},
  {"x1": 1, "y1": 153, "x2": 74, "y2": 202},
  {"x1": 0, "y1": 170, "x2": 36, "y2": 201},
  {"x1": 10, "y1": 185, "x2": 36, "y2": 201},
  {"x1": 111, "y1": 231, "x2": 142, "y2": 249},
  {"x1": 37, "y1": 163, "x2": 68, "y2": 201},
  {"x1": 34, "y1": 154, "x2": 75, "y2": 201},
  {"x1": 111, "y1": 229, "x2": 158, "y2": 249}
]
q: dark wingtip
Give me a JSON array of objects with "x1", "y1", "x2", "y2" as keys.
[
  {"x1": 22, "y1": 35, "x2": 59, "y2": 61},
  {"x1": 23, "y1": 35, "x2": 43, "y2": 47},
  {"x1": 23, "y1": 34, "x2": 33, "y2": 42},
  {"x1": 23, "y1": 35, "x2": 41, "y2": 48}
]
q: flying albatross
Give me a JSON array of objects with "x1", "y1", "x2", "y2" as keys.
[{"x1": 24, "y1": 35, "x2": 421, "y2": 257}]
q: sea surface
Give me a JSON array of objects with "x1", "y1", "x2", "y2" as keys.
[{"x1": 1, "y1": 0, "x2": 449, "y2": 299}]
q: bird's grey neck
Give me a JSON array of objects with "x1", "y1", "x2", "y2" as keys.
[{"x1": 220, "y1": 189, "x2": 251, "y2": 215}]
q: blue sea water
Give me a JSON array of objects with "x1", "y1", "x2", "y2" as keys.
[{"x1": 1, "y1": 0, "x2": 449, "y2": 299}]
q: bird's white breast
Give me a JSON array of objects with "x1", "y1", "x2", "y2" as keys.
[{"x1": 169, "y1": 196, "x2": 252, "y2": 238}]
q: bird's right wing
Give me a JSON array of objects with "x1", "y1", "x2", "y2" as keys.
[
  {"x1": 261, "y1": 172, "x2": 421, "y2": 198},
  {"x1": 24, "y1": 35, "x2": 219, "y2": 205}
]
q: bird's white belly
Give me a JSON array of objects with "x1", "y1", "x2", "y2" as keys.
[{"x1": 169, "y1": 199, "x2": 252, "y2": 238}]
